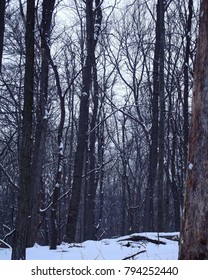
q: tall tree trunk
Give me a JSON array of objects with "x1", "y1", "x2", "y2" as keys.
[
  {"x1": 144, "y1": 0, "x2": 161, "y2": 231},
  {"x1": 179, "y1": 0, "x2": 208, "y2": 260},
  {"x1": 27, "y1": 0, "x2": 56, "y2": 248},
  {"x1": 0, "y1": 0, "x2": 5, "y2": 71},
  {"x1": 84, "y1": 64, "x2": 99, "y2": 241},
  {"x1": 183, "y1": 0, "x2": 193, "y2": 172},
  {"x1": 64, "y1": 0, "x2": 102, "y2": 243},
  {"x1": 50, "y1": 60, "x2": 65, "y2": 250},
  {"x1": 11, "y1": 0, "x2": 35, "y2": 260},
  {"x1": 94, "y1": 117, "x2": 105, "y2": 239},
  {"x1": 157, "y1": 0, "x2": 165, "y2": 233}
]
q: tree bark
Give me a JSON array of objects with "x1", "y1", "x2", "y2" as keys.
[
  {"x1": 144, "y1": 0, "x2": 162, "y2": 231},
  {"x1": 50, "y1": 95, "x2": 65, "y2": 249},
  {"x1": 11, "y1": 0, "x2": 35, "y2": 260},
  {"x1": 27, "y1": 0, "x2": 56, "y2": 248},
  {"x1": 0, "y1": 0, "x2": 5, "y2": 71},
  {"x1": 179, "y1": 0, "x2": 208, "y2": 260},
  {"x1": 64, "y1": 0, "x2": 102, "y2": 243},
  {"x1": 84, "y1": 64, "x2": 99, "y2": 241},
  {"x1": 49, "y1": 55, "x2": 65, "y2": 249},
  {"x1": 183, "y1": 0, "x2": 193, "y2": 170},
  {"x1": 157, "y1": 0, "x2": 165, "y2": 233}
]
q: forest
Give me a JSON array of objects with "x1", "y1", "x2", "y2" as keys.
[{"x1": 0, "y1": 0, "x2": 207, "y2": 260}]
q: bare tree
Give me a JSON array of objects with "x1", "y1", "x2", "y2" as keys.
[
  {"x1": 144, "y1": 0, "x2": 163, "y2": 231},
  {"x1": 27, "y1": 0, "x2": 56, "y2": 248},
  {"x1": 179, "y1": 0, "x2": 208, "y2": 260},
  {"x1": 183, "y1": 0, "x2": 193, "y2": 169},
  {"x1": 64, "y1": 0, "x2": 102, "y2": 243},
  {"x1": 83, "y1": 63, "x2": 100, "y2": 241},
  {"x1": 0, "y1": 0, "x2": 200, "y2": 250},
  {"x1": 11, "y1": 0, "x2": 35, "y2": 260},
  {"x1": 0, "y1": 0, "x2": 6, "y2": 71},
  {"x1": 49, "y1": 63, "x2": 65, "y2": 250}
]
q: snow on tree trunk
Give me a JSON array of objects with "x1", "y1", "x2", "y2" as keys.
[
  {"x1": 179, "y1": 0, "x2": 208, "y2": 260},
  {"x1": 27, "y1": 0, "x2": 56, "y2": 248},
  {"x1": 64, "y1": 0, "x2": 102, "y2": 243}
]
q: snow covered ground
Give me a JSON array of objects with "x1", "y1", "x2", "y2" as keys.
[{"x1": 0, "y1": 232, "x2": 179, "y2": 260}]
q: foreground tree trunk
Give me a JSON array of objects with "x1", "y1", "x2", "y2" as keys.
[
  {"x1": 11, "y1": 0, "x2": 35, "y2": 260},
  {"x1": 179, "y1": 0, "x2": 208, "y2": 260}
]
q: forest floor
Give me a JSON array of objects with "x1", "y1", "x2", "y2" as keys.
[{"x1": 0, "y1": 232, "x2": 179, "y2": 260}]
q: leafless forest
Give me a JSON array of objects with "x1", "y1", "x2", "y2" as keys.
[{"x1": 1, "y1": 0, "x2": 207, "y2": 260}]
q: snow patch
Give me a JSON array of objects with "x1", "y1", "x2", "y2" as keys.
[
  {"x1": 59, "y1": 141, "x2": 64, "y2": 156},
  {"x1": 0, "y1": 232, "x2": 179, "y2": 260},
  {"x1": 43, "y1": 109, "x2": 50, "y2": 120},
  {"x1": 188, "y1": 162, "x2": 193, "y2": 170}
]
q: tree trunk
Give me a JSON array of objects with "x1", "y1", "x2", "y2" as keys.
[
  {"x1": 64, "y1": 0, "x2": 102, "y2": 243},
  {"x1": 179, "y1": 0, "x2": 208, "y2": 260},
  {"x1": 157, "y1": 0, "x2": 165, "y2": 233},
  {"x1": 84, "y1": 64, "x2": 99, "y2": 241},
  {"x1": 144, "y1": 0, "x2": 162, "y2": 231},
  {"x1": 0, "y1": 0, "x2": 5, "y2": 71},
  {"x1": 50, "y1": 60, "x2": 65, "y2": 249},
  {"x1": 27, "y1": 0, "x2": 55, "y2": 248},
  {"x1": 94, "y1": 118, "x2": 105, "y2": 239},
  {"x1": 183, "y1": 0, "x2": 193, "y2": 170},
  {"x1": 11, "y1": 0, "x2": 35, "y2": 260}
]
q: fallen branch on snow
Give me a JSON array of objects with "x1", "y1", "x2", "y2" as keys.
[
  {"x1": 122, "y1": 250, "x2": 146, "y2": 260},
  {"x1": 118, "y1": 235, "x2": 166, "y2": 245}
]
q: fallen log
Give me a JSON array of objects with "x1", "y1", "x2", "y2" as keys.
[{"x1": 118, "y1": 235, "x2": 166, "y2": 245}]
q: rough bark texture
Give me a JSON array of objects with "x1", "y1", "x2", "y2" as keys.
[
  {"x1": 11, "y1": 0, "x2": 35, "y2": 260},
  {"x1": 179, "y1": 0, "x2": 208, "y2": 260}
]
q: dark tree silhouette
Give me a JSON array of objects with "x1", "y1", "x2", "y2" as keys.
[
  {"x1": 27, "y1": 0, "x2": 56, "y2": 248},
  {"x1": 0, "y1": 0, "x2": 6, "y2": 71},
  {"x1": 11, "y1": 0, "x2": 35, "y2": 260},
  {"x1": 64, "y1": 0, "x2": 102, "y2": 243}
]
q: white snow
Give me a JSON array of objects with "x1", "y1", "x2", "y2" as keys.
[
  {"x1": 188, "y1": 162, "x2": 193, "y2": 170},
  {"x1": 59, "y1": 142, "x2": 64, "y2": 150},
  {"x1": 82, "y1": 92, "x2": 88, "y2": 97},
  {"x1": 43, "y1": 109, "x2": 50, "y2": 120},
  {"x1": 0, "y1": 232, "x2": 179, "y2": 260},
  {"x1": 59, "y1": 142, "x2": 64, "y2": 156}
]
